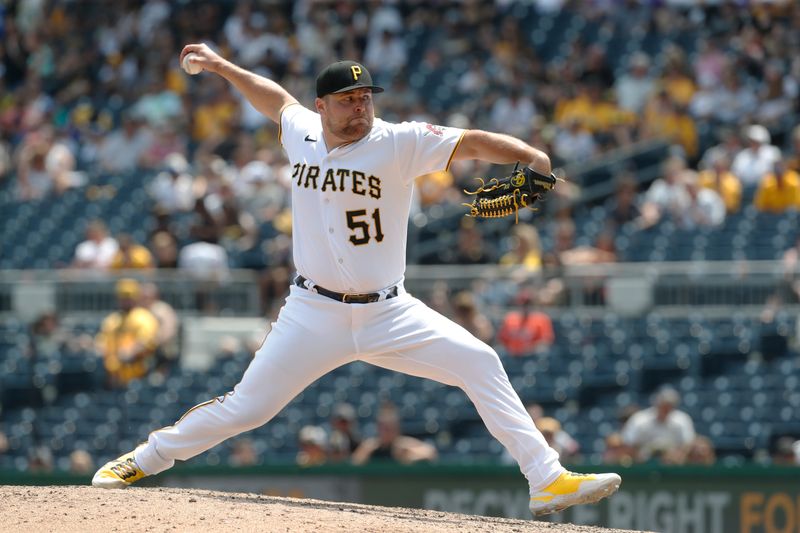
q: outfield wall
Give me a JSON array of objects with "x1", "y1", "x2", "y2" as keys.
[{"x1": 3, "y1": 464, "x2": 798, "y2": 532}]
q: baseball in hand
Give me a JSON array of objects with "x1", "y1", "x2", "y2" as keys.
[{"x1": 182, "y1": 52, "x2": 203, "y2": 75}]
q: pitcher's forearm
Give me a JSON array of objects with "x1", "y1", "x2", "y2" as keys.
[{"x1": 453, "y1": 129, "x2": 551, "y2": 175}]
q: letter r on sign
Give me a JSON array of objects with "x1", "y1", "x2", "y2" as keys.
[{"x1": 351, "y1": 66, "x2": 362, "y2": 81}]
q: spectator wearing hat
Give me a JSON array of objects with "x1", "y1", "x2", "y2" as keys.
[
  {"x1": 621, "y1": 387, "x2": 696, "y2": 462},
  {"x1": 95, "y1": 279, "x2": 160, "y2": 388},
  {"x1": 731, "y1": 125, "x2": 782, "y2": 188},
  {"x1": 502, "y1": 405, "x2": 580, "y2": 464},
  {"x1": 328, "y1": 403, "x2": 362, "y2": 462},
  {"x1": 525, "y1": 403, "x2": 580, "y2": 462},
  {"x1": 535, "y1": 417, "x2": 580, "y2": 463},
  {"x1": 296, "y1": 425, "x2": 328, "y2": 467}
]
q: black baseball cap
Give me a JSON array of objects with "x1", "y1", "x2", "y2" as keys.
[{"x1": 316, "y1": 60, "x2": 384, "y2": 98}]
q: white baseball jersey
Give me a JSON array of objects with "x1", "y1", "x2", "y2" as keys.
[{"x1": 280, "y1": 103, "x2": 464, "y2": 293}]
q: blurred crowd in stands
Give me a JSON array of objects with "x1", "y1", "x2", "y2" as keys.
[
  {"x1": 2, "y1": 2, "x2": 799, "y2": 278},
  {"x1": 2, "y1": 1, "x2": 800, "y2": 473}
]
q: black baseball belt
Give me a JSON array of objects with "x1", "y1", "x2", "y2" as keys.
[{"x1": 294, "y1": 275, "x2": 400, "y2": 304}]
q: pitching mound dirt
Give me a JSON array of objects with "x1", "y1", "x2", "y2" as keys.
[{"x1": 0, "y1": 485, "x2": 645, "y2": 532}]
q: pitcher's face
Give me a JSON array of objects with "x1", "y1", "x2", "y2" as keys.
[{"x1": 317, "y1": 88, "x2": 375, "y2": 142}]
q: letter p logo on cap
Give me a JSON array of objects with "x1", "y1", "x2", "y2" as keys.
[{"x1": 351, "y1": 66, "x2": 362, "y2": 81}]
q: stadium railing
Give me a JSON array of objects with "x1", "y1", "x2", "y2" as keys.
[
  {"x1": 0, "y1": 261, "x2": 795, "y2": 319},
  {"x1": 406, "y1": 261, "x2": 798, "y2": 318},
  {"x1": 0, "y1": 269, "x2": 262, "y2": 318}
]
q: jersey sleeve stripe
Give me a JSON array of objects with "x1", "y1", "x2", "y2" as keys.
[
  {"x1": 445, "y1": 130, "x2": 467, "y2": 172},
  {"x1": 277, "y1": 101, "x2": 300, "y2": 146}
]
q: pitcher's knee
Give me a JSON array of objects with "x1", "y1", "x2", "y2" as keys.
[
  {"x1": 452, "y1": 344, "x2": 504, "y2": 385},
  {"x1": 467, "y1": 343, "x2": 503, "y2": 368}
]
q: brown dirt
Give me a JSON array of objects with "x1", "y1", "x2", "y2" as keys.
[{"x1": 0, "y1": 486, "x2": 648, "y2": 533}]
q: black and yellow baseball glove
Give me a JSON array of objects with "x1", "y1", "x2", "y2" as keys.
[{"x1": 463, "y1": 164, "x2": 557, "y2": 223}]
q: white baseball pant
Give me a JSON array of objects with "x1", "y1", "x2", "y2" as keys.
[{"x1": 134, "y1": 284, "x2": 564, "y2": 492}]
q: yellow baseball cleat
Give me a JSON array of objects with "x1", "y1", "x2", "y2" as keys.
[
  {"x1": 529, "y1": 471, "x2": 621, "y2": 516},
  {"x1": 91, "y1": 451, "x2": 147, "y2": 489}
]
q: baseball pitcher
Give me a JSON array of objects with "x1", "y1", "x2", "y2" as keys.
[{"x1": 92, "y1": 44, "x2": 621, "y2": 516}]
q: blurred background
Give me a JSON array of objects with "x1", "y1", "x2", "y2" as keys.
[{"x1": 1, "y1": 0, "x2": 799, "y2": 528}]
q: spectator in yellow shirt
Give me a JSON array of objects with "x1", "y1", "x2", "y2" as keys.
[
  {"x1": 192, "y1": 78, "x2": 239, "y2": 142},
  {"x1": 416, "y1": 169, "x2": 455, "y2": 208},
  {"x1": 95, "y1": 279, "x2": 160, "y2": 387},
  {"x1": 500, "y1": 224, "x2": 543, "y2": 271},
  {"x1": 754, "y1": 160, "x2": 800, "y2": 213},
  {"x1": 642, "y1": 90, "x2": 698, "y2": 158},
  {"x1": 555, "y1": 82, "x2": 633, "y2": 135},
  {"x1": 698, "y1": 153, "x2": 742, "y2": 213},
  {"x1": 110, "y1": 234, "x2": 155, "y2": 270},
  {"x1": 658, "y1": 47, "x2": 697, "y2": 107}
]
